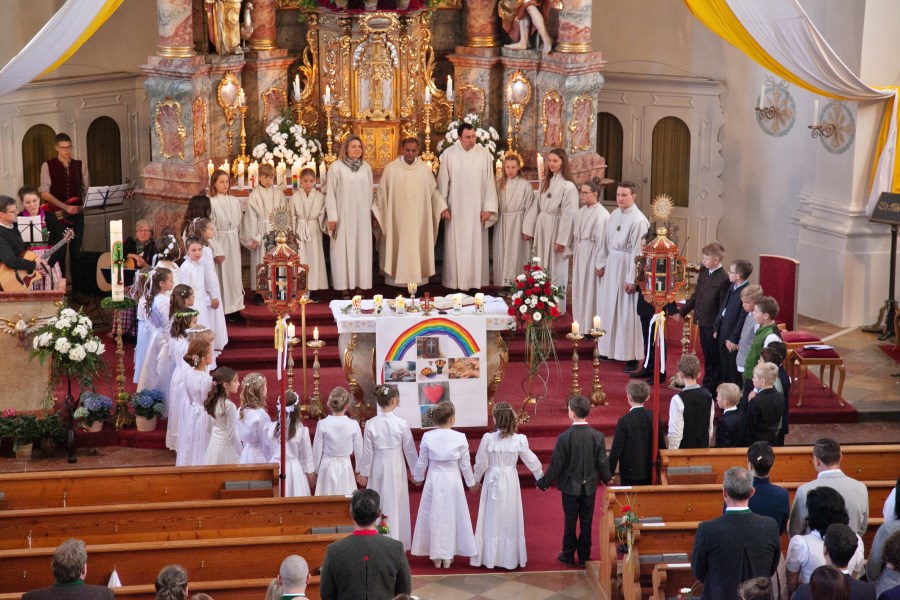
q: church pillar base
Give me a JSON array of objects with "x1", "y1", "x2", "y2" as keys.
[
  {"x1": 241, "y1": 51, "x2": 294, "y2": 146},
  {"x1": 448, "y1": 47, "x2": 503, "y2": 140}
]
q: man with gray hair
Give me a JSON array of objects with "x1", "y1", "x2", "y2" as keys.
[
  {"x1": 691, "y1": 467, "x2": 781, "y2": 600},
  {"x1": 277, "y1": 555, "x2": 310, "y2": 598},
  {"x1": 22, "y1": 538, "x2": 114, "y2": 599}
]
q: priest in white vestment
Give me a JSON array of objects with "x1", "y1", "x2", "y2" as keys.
[
  {"x1": 571, "y1": 179, "x2": 610, "y2": 330},
  {"x1": 209, "y1": 169, "x2": 245, "y2": 316},
  {"x1": 241, "y1": 165, "x2": 286, "y2": 303},
  {"x1": 596, "y1": 181, "x2": 649, "y2": 367},
  {"x1": 373, "y1": 138, "x2": 448, "y2": 287},
  {"x1": 437, "y1": 124, "x2": 498, "y2": 291}
]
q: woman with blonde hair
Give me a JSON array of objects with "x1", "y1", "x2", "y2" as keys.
[
  {"x1": 311, "y1": 387, "x2": 363, "y2": 495},
  {"x1": 324, "y1": 135, "x2": 374, "y2": 297},
  {"x1": 236, "y1": 372, "x2": 273, "y2": 464}
]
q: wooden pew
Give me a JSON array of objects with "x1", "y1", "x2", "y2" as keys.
[
  {"x1": 651, "y1": 563, "x2": 701, "y2": 600},
  {"x1": 0, "y1": 464, "x2": 279, "y2": 509},
  {"x1": 0, "y1": 577, "x2": 322, "y2": 600},
  {"x1": 0, "y1": 495, "x2": 352, "y2": 550},
  {"x1": 0, "y1": 533, "x2": 345, "y2": 595},
  {"x1": 660, "y1": 445, "x2": 900, "y2": 484}
]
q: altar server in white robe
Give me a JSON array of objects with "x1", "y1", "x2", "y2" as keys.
[
  {"x1": 437, "y1": 123, "x2": 498, "y2": 291},
  {"x1": 412, "y1": 401, "x2": 478, "y2": 568},
  {"x1": 373, "y1": 137, "x2": 448, "y2": 287},
  {"x1": 209, "y1": 169, "x2": 245, "y2": 317},
  {"x1": 522, "y1": 148, "x2": 578, "y2": 313},
  {"x1": 241, "y1": 163, "x2": 285, "y2": 303},
  {"x1": 358, "y1": 385, "x2": 419, "y2": 550},
  {"x1": 290, "y1": 168, "x2": 329, "y2": 290},
  {"x1": 571, "y1": 178, "x2": 610, "y2": 330},
  {"x1": 470, "y1": 402, "x2": 543, "y2": 570},
  {"x1": 492, "y1": 155, "x2": 534, "y2": 286},
  {"x1": 596, "y1": 181, "x2": 650, "y2": 367},
  {"x1": 325, "y1": 135, "x2": 374, "y2": 295}
]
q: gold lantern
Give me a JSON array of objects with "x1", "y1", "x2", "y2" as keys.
[
  {"x1": 640, "y1": 195, "x2": 687, "y2": 309},
  {"x1": 256, "y1": 208, "x2": 309, "y2": 316}
]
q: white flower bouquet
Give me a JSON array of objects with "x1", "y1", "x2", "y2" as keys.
[
  {"x1": 252, "y1": 114, "x2": 322, "y2": 166},
  {"x1": 31, "y1": 306, "x2": 106, "y2": 397},
  {"x1": 437, "y1": 113, "x2": 505, "y2": 162}
]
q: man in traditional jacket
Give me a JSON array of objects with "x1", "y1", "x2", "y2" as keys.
[
  {"x1": 437, "y1": 123, "x2": 498, "y2": 291},
  {"x1": 374, "y1": 137, "x2": 448, "y2": 287},
  {"x1": 40, "y1": 133, "x2": 88, "y2": 293},
  {"x1": 596, "y1": 181, "x2": 649, "y2": 371}
]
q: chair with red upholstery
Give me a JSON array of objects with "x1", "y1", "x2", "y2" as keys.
[{"x1": 792, "y1": 345, "x2": 845, "y2": 408}]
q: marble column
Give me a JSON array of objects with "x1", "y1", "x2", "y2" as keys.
[
  {"x1": 157, "y1": 0, "x2": 195, "y2": 58},
  {"x1": 556, "y1": 0, "x2": 592, "y2": 53},
  {"x1": 465, "y1": 0, "x2": 500, "y2": 48},
  {"x1": 249, "y1": 0, "x2": 277, "y2": 52}
]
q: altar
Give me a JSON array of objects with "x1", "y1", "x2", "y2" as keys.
[{"x1": 330, "y1": 296, "x2": 514, "y2": 426}]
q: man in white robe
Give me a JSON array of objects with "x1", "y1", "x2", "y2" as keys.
[
  {"x1": 596, "y1": 182, "x2": 649, "y2": 369},
  {"x1": 374, "y1": 138, "x2": 448, "y2": 287},
  {"x1": 437, "y1": 124, "x2": 498, "y2": 291}
]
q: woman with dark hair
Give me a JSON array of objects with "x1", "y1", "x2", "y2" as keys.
[
  {"x1": 871, "y1": 531, "x2": 900, "y2": 598},
  {"x1": 746, "y1": 441, "x2": 790, "y2": 534},
  {"x1": 867, "y1": 478, "x2": 900, "y2": 583},
  {"x1": 785, "y1": 487, "x2": 863, "y2": 593},
  {"x1": 808, "y1": 565, "x2": 849, "y2": 600}
]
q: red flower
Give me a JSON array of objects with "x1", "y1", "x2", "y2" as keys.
[
  {"x1": 513, "y1": 297, "x2": 523, "y2": 306},
  {"x1": 532, "y1": 266, "x2": 542, "y2": 272},
  {"x1": 524, "y1": 264, "x2": 532, "y2": 272},
  {"x1": 544, "y1": 285, "x2": 552, "y2": 294},
  {"x1": 621, "y1": 505, "x2": 632, "y2": 513},
  {"x1": 516, "y1": 281, "x2": 525, "y2": 289},
  {"x1": 536, "y1": 301, "x2": 545, "y2": 309},
  {"x1": 527, "y1": 277, "x2": 535, "y2": 285},
  {"x1": 550, "y1": 307, "x2": 560, "y2": 317},
  {"x1": 525, "y1": 288, "x2": 533, "y2": 297},
  {"x1": 507, "y1": 307, "x2": 515, "y2": 316}
]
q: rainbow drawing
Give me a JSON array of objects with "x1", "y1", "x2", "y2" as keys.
[{"x1": 384, "y1": 318, "x2": 480, "y2": 361}]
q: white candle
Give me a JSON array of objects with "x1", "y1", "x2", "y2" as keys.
[
  {"x1": 221, "y1": 159, "x2": 229, "y2": 172},
  {"x1": 593, "y1": 315, "x2": 601, "y2": 331},
  {"x1": 319, "y1": 162, "x2": 327, "y2": 181},
  {"x1": 453, "y1": 293, "x2": 463, "y2": 307},
  {"x1": 759, "y1": 83, "x2": 765, "y2": 111},
  {"x1": 571, "y1": 321, "x2": 579, "y2": 335},
  {"x1": 287, "y1": 323, "x2": 296, "y2": 339},
  {"x1": 424, "y1": 87, "x2": 432, "y2": 104},
  {"x1": 506, "y1": 86, "x2": 512, "y2": 103},
  {"x1": 313, "y1": 327, "x2": 319, "y2": 341},
  {"x1": 238, "y1": 88, "x2": 246, "y2": 107},
  {"x1": 110, "y1": 220, "x2": 124, "y2": 301},
  {"x1": 293, "y1": 75, "x2": 301, "y2": 102},
  {"x1": 276, "y1": 161, "x2": 286, "y2": 187},
  {"x1": 324, "y1": 85, "x2": 332, "y2": 105},
  {"x1": 374, "y1": 294, "x2": 383, "y2": 306},
  {"x1": 207, "y1": 159, "x2": 214, "y2": 179},
  {"x1": 537, "y1": 154, "x2": 544, "y2": 180},
  {"x1": 813, "y1": 99, "x2": 820, "y2": 127},
  {"x1": 446, "y1": 75, "x2": 454, "y2": 101},
  {"x1": 475, "y1": 292, "x2": 484, "y2": 306},
  {"x1": 495, "y1": 157, "x2": 503, "y2": 179}
]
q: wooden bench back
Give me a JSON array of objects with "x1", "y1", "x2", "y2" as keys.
[
  {"x1": 0, "y1": 464, "x2": 279, "y2": 509},
  {"x1": 0, "y1": 495, "x2": 352, "y2": 550},
  {"x1": 0, "y1": 577, "x2": 322, "y2": 600}
]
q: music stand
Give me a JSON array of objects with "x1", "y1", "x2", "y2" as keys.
[
  {"x1": 84, "y1": 184, "x2": 128, "y2": 211},
  {"x1": 17, "y1": 215, "x2": 44, "y2": 244},
  {"x1": 864, "y1": 192, "x2": 900, "y2": 340}
]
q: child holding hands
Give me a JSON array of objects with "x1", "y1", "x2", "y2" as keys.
[{"x1": 312, "y1": 387, "x2": 363, "y2": 495}]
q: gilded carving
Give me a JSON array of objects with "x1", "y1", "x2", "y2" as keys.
[
  {"x1": 541, "y1": 90, "x2": 563, "y2": 147},
  {"x1": 457, "y1": 84, "x2": 486, "y2": 119},
  {"x1": 262, "y1": 86, "x2": 288, "y2": 123},
  {"x1": 191, "y1": 97, "x2": 207, "y2": 158},
  {"x1": 155, "y1": 97, "x2": 187, "y2": 160},
  {"x1": 568, "y1": 94, "x2": 595, "y2": 153}
]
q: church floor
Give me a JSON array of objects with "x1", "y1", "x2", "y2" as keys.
[{"x1": 410, "y1": 571, "x2": 594, "y2": 599}]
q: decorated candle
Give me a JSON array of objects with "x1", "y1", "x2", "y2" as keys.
[
  {"x1": 593, "y1": 315, "x2": 601, "y2": 331},
  {"x1": 238, "y1": 88, "x2": 246, "y2": 107},
  {"x1": 293, "y1": 75, "x2": 301, "y2": 102},
  {"x1": 352, "y1": 295, "x2": 362, "y2": 309},
  {"x1": 571, "y1": 321, "x2": 580, "y2": 335},
  {"x1": 237, "y1": 160, "x2": 245, "y2": 189},
  {"x1": 537, "y1": 154, "x2": 545, "y2": 179},
  {"x1": 221, "y1": 159, "x2": 229, "y2": 173},
  {"x1": 495, "y1": 158, "x2": 503, "y2": 180},
  {"x1": 276, "y1": 161, "x2": 286, "y2": 187},
  {"x1": 474, "y1": 292, "x2": 484, "y2": 307},
  {"x1": 110, "y1": 220, "x2": 124, "y2": 301},
  {"x1": 324, "y1": 84, "x2": 332, "y2": 105},
  {"x1": 207, "y1": 159, "x2": 214, "y2": 179},
  {"x1": 373, "y1": 294, "x2": 383, "y2": 307},
  {"x1": 453, "y1": 293, "x2": 463, "y2": 307},
  {"x1": 446, "y1": 75, "x2": 454, "y2": 101}
]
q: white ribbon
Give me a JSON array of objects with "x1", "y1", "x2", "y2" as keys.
[{"x1": 643, "y1": 312, "x2": 667, "y2": 372}]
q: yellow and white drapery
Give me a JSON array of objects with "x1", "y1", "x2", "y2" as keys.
[
  {"x1": 684, "y1": 0, "x2": 900, "y2": 215},
  {"x1": 0, "y1": 0, "x2": 124, "y2": 98}
]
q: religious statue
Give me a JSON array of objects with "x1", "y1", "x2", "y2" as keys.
[
  {"x1": 206, "y1": 0, "x2": 244, "y2": 55},
  {"x1": 499, "y1": 0, "x2": 561, "y2": 53}
]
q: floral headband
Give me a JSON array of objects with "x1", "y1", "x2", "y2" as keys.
[
  {"x1": 242, "y1": 373, "x2": 265, "y2": 389},
  {"x1": 174, "y1": 309, "x2": 199, "y2": 319},
  {"x1": 186, "y1": 325, "x2": 211, "y2": 335}
]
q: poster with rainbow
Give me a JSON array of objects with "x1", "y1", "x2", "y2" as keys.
[{"x1": 375, "y1": 315, "x2": 488, "y2": 428}]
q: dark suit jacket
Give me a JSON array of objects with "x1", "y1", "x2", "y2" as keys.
[
  {"x1": 22, "y1": 582, "x2": 115, "y2": 599},
  {"x1": 319, "y1": 531, "x2": 411, "y2": 600},
  {"x1": 748, "y1": 476, "x2": 790, "y2": 535},
  {"x1": 539, "y1": 423, "x2": 611, "y2": 496},
  {"x1": 608, "y1": 407, "x2": 665, "y2": 484},
  {"x1": 691, "y1": 510, "x2": 780, "y2": 600},
  {"x1": 715, "y1": 408, "x2": 748, "y2": 448},
  {"x1": 714, "y1": 281, "x2": 749, "y2": 346},
  {"x1": 748, "y1": 387, "x2": 784, "y2": 444},
  {"x1": 0, "y1": 223, "x2": 36, "y2": 272},
  {"x1": 680, "y1": 267, "x2": 730, "y2": 328},
  {"x1": 791, "y1": 573, "x2": 876, "y2": 600}
]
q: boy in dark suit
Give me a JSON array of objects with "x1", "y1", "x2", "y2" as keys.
[
  {"x1": 538, "y1": 395, "x2": 612, "y2": 567},
  {"x1": 714, "y1": 382, "x2": 748, "y2": 447},
  {"x1": 713, "y1": 258, "x2": 752, "y2": 385},
  {"x1": 609, "y1": 381, "x2": 665, "y2": 485},
  {"x1": 747, "y1": 362, "x2": 785, "y2": 445}
]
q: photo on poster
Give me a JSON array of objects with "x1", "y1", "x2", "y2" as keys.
[
  {"x1": 416, "y1": 358, "x2": 449, "y2": 382},
  {"x1": 420, "y1": 403, "x2": 437, "y2": 428},
  {"x1": 416, "y1": 336, "x2": 443, "y2": 359},
  {"x1": 418, "y1": 381, "x2": 449, "y2": 406},
  {"x1": 384, "y1": 361, "x2": 416, "y2": 382},
  {"x1": 448, "y1": 357, "x2": 480, "y2": 379}
]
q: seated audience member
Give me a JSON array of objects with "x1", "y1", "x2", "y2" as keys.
[
  {"x1": 746, "y1": 362, "x2": 784, "y2": 445},
  {"x1": 870, "y1": 531, "x2": 900, "y2": 598},
  {"x1": 747, "y1": 441, "x2": 789, "y2": 535},
  {"x1": 788, "y1": 438, "x2": 869, "y2": 538},
  {"x1": 155, "y1": 564, "x2": 189, "y2": 600},
  {"x1": 867, "y1": 484, "x2": 900, "y2": 583},
  {"x1": 277, "y1": 555, "x2": 311, "y2": 598},
  {"x1": 759, "y1": 342, "x2": 790, "y2": 446},
  {"x1": 885, "y1": 481, "x2": 897, "y2": 524},
  {"x1": 667, "y1": 354, "x2": 715, "y2": 449},
  {"x1": 786, "y1": 487, "x2": 864, "y2": 593},
  {"x1": 320, "y1": 489, "x2": 411, "y2": 600},
  {"x1": 807, "y1": 565, "x2": 850, "y2": 600},
  {"x1": 608, "y1": 380, "x2": 665, "y2": 486},
  {"x1": 715, "y1": 382, "x2": 748, "y2": 447},
  {"x1": 21, "y1": 538, "x2": 114, "y2": 599},
  {"x1": 790, "y1": 524, "x2": 875, "y2": 600},
  {"x1": 739, "y1": 576, "x2": 774, "y2": 600},
  {"x1": 124, "y1": 219, "x2": 155, "y2": 269},
  {"x1": 264, "y1": 578, "x2": 281, "y2": 600}
]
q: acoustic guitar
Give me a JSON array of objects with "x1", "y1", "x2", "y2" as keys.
[{"x1": 0, "y1": 228, "x2": 74, "y2": 291}]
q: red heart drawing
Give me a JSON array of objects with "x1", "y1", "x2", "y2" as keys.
[{"x1": 423, "y1": 384, "x2": 444, "y2": 404}]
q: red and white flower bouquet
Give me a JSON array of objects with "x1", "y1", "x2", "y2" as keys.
[{"x1": 506, "y1": 256, "x2": 563, "y2": 375}]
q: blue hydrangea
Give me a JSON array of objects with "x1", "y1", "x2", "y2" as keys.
[{"x1": 81, "y1": 392, "x2": 113, "y2": 412}]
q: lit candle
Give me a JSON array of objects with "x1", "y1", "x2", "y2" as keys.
[
  {"x1": 237, "y1": 160, "x2": 245, "y2": 189},
  {"x1": 424, "y1": 87, "x2": 432, "y2": 104},
  {"x1": 287, "y1": 323, "x2": 296, "y2": 339},
  {"x1": 293, "y1": 75, "x2": 301, "y2": 102},
  {"x1": 352, "y1": 295, "x2": 362, "y2": 308},
  {"x1": 276, "y1": 161, "x2": 286, "y2": 187},
  {"x1": 759, "y1": 83, "x2": 765, "y2": 111},
  {"x1": 373, "y1": 294, "x2": 383, "y2": 306},
  {"x1": 571, "y1": 321, "x2": 580, "y2": 335},
  {"x1": 221, "y1": 159, "x2": 229, "y2": 172},
  {"x1": 537, "y1": 154, "x2": 544, "y2": 180},
  {"x1": 324, "y1": 84, "x2": 332, "y2": 106},
  {"x1": 593, "y1": 315, "x2": 601, "y2": 331},
  {"x1": 495, "y1": 157, "x2": 503, "y2": 179},
  {"x1": 207, "y1": 159, "x2": 214, "y2": 179},
  {"x1": 453, "y1": 293, "x2": 463, "y2": 307},
  {"x1": 446, "y1": 75, "x2": 454, "y2": 101},
  {"x1": 110, "y1": 220, "x2": 124, "y2": 301},
  {"x1": 474, "y1": 292, "x2": 484, "y2": 306},
  {"x1": 813, "y1": 99, "x2": 820, "y2": 127},
  {"x1": 396, "y1": 294, "x2": 405, "y2": 308},
  {"x1": 238, "y1": 88, "x2": 246, "y2": 107},
  {"x1": 313, "y1": 327, "x2": 319, "y2": 341},
  {"x1": 319, "y1": 162, "x2": 327, "y2": 181}
]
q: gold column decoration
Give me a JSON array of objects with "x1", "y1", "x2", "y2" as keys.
[
  {"x1": 504, "y1": 70, "x2": 532, "y2": 163},
  {"x1": 487, "y1": 331, "x2": 508, "y2": 411},
  {"x1": 307, "y1": 338, "x2": 326, "y2": 419},
  {"x1": 217, "y1": 72, "x2": 241, "y2": 157},
  {"x1": 565, "y1": 331, "x2": 584, "y2": 397},
  {"x1": 556, "y1": 41, "x2": 592, "y2": 54},
  {"x1": 420, "y1": 93, "x2": 437, "y2": 173},
  {"x1": 292, "y1": 18, "x2": 320, "y2": 134},
  {"x1": 568, "y1": 94, "x2": 595, "y2": 153}
]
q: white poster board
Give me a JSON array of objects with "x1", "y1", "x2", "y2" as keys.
[{"x1": 375, "y1": 315, "x2": 488, "y2": 428}]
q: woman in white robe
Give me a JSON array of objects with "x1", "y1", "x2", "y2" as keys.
[
  {"x1": 571, "y1": 178, "x2": 610, "y2": 330},
  {"x1": 522, "y1": 149, "x2": 578, "y2": 313},
  {"x1": 492, "y1": 156, "x2": 535, "y2": 286},
  {"x1": 470, "y1": 403, "x2": 543, "y2": 570},
  {"x1": 209, "y1": 169, "x2": 245, "y2": 316},
  {"x1": 324, "y1": 136, "x2": 374, "y2": 295}
]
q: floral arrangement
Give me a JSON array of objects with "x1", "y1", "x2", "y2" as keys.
[
  {"x1": 615, "y1": 492, "x2": 640, "y2": 555},
  {"x1": 74, "y1": 392, "x2": 113, "y2": 427},
  {"x1": 506, "y1": 256, "x2": 563, "y2": 376},
  {"x1": 377, "y1": 514, "x2": 390, "y2": 535},
  {"x1": 0, "y1": 408, "x2": 40, "y2": 450},
  {"x1": 437, "y1": 113, "x2": 504, "y2": 162},
  {"x1": 130, "y1": 389, "x2": 165, "y2": 419},
  {"x1": 252, "y1": 114, "x2": 322, "y2": 166},
  {"x1": 31, "y1": 306, "x2": 106, "y2": 400}
]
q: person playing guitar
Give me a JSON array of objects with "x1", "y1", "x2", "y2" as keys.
[
  {"x1": 17, "y1": 185, "x2": 67, "y2": 291},
  {"x1": 0, "y1": 195, "x2": 52, "y2": 290}
]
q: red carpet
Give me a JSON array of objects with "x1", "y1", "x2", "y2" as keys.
[{"x1": 880, "y1": 344, "x2": 900, "y2": 363}]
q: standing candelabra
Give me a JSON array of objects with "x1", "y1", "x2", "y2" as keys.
[
  {"x1": 286, "y1": 335, "x2": 299, "y2": 395},
  {"x1": 306, "y1": 338, "x2": 326, "y2": 419},
  {"x1": 588, "y1": 328, "x2": 607, "y2": 406},
  {"x1": 420, "y1": 97, "x2": 437, "y2": 173},
  {"x1": 101, "y1": 297, "x2": 136, "y2": 430},
  {"x1": 323, "y1": 100, "x2": 337, "y2": 166},
  {"x1": 565, "y1": 332, "x2": 584, "y2": 397},
  {"x1": 232, "y1": 103, "x2": 251, "y2": 177}
]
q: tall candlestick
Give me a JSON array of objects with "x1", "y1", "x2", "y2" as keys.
[
  {"x1": 424, "y1": 87, "x2": 432, "y2": 104},
  {"x1": 110, "y1": 220, "x2": 124, "y2": 301}
]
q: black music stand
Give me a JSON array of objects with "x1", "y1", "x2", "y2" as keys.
[{"x1": 864, "y1": 192, "x2": 900, "y2": 340}]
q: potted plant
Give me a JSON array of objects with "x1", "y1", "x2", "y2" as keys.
[
  {"x1": 0, "y1": 410, "x2": 41, "y2": 460},
  {"x1": 36, "y1": 411, "x2": 66, "y2": 456},
  {"x1": 74, "y1": 392, "x2": 113, "y2": 432},
  {"x1": 130, "y1": 389, "x2": 164, "y2": 431},
  {"x1": 31, "y1": 305, "x2": 106, "y2": 404}
]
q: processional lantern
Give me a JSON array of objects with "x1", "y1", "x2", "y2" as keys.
[
  {"x1": 256, "y1": 208, "x2": 308, "y2": 316},
  {"x1": 640, "y1": 194, "x2": 687, "y2": 309}
]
